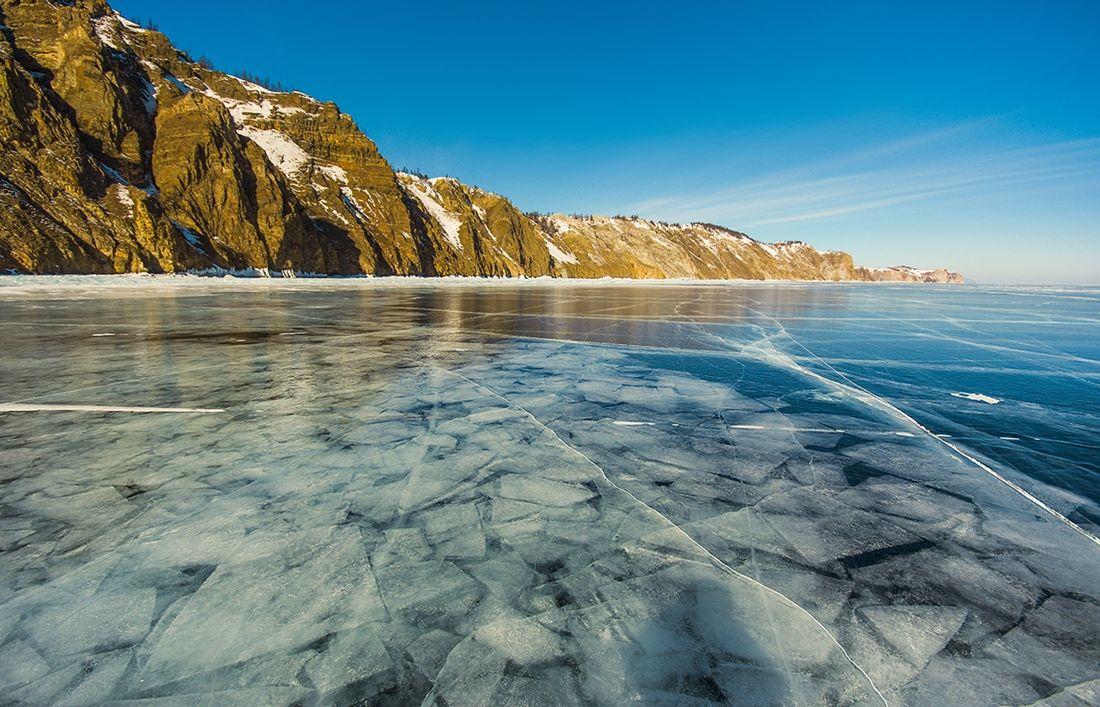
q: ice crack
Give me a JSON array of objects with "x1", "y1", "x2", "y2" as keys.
[
  {"x1": 427, "y1": 362, "x2": 890, "y2": 706},
  {"x1": 737, "y1": 306, "x2": 1100, "y2": 551}
]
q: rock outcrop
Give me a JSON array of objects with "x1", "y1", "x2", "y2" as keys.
[{"x1": 0, "y1": 1, "x2": 962, "y2": 282}]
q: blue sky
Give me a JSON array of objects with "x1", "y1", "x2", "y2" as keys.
[{"x1": 112, "y1": 0, "x2": 1100, "y2": 283}]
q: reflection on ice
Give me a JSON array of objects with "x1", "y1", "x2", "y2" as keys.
[{"x1": 0, "y1": 279, "x2": 1098, "y2": 705}]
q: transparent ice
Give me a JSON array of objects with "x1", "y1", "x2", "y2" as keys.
[{"x1": 1, "y1": 278, "x2": 1098, "y2": 705}]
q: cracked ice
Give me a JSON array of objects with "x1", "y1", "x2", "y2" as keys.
[{"x1": 0, "y1": 278, "x2": 1099, "y2": 705}]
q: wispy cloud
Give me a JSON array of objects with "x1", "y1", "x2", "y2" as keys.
[{"x1": 630, "y1": 126, "x2": 1100, "y2": 229}]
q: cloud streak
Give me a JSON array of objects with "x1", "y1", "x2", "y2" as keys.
[{"x1": 630, "y1": 127, "x2": 1100, "y2": 229}]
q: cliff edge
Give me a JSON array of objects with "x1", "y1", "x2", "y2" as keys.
[{"x1": 0, "y1": 1, "x2": 962, "y2": 282}]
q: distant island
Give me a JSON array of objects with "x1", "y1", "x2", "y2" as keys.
[{"x1": 0, "y1": 1, "x2": 961, "y2": 283}]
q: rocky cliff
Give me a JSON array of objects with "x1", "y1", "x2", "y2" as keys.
[{"x1": 0, "y1": 1, "x2": 962, "y2": 283}]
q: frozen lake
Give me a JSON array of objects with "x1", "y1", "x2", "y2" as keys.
[{"x1": 1, "y1": 278, "x2": 1099, "y2": 705}]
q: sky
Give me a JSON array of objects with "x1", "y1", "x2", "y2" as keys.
[{"x1": 111, "y1": 0, "x2": 1100, "y2": 283}]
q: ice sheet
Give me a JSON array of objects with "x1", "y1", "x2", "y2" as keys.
[{"x1": 1, "y1": 279, "x2": 1098, "y2": 705}]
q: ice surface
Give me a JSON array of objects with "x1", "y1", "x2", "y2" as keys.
[
  {"x1": 950, "y1": 391, "x2": 1001, "y2": 404},
  {"x1": 857, "y1": 605, "x2": 968, "y2": 668},
  {"x1": 1, "y1": 279, "x2": 1099, "y2": 705}
]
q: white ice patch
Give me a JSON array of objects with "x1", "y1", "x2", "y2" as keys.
[
  {"x1": 0, "y1": 404, "x2": 223, "y2": 414},
  {"x1": 237, "y1": 127, "x2": 310, "y2": 178},
  {"x1": 727, "y1": 423, "x2": 914, "y2": 437},
  {"x1": 950, "y1": 392, "x2": 1001, "y2": 405},
  {"x1": 611, "y1": 421, "x2": 655, "y2": 427}
]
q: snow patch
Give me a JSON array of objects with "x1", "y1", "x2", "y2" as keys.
[
  {"x1": 141, "y1": 61, "x2": 193, "y2": 96},
  {"x1": 873, "y1": 265, "x2": 934, "y2": 277},
  {"x1": 111, "y1": 184, "x2": 134, "y2": 218},
  {"x1": 318, "y1": 164, "x2": 348, "y2": 184},
  {"x1": 232, "y1": 75, "x2": 275, "y2": 94},
  {"x1": 139, "y1": 75, "x2": 157, "y2": 114},
  {"x1": 91, "y1": 16, "x2": 122, "y2": 50},
  {"x1": 201, "y1": 88, "x2": 307, "y2": 128},
  {"x1": 340, "y1": 187, "x2": 367, "y2": 222},
  {"x1": 238, "y1": 127, "x2": 310, "y2": 178},
  {"x1": 92, "y1": 13, "x2": 147, "y2": 51},
  {"x1": 695, "y1": 226, "x2": 750, "y2": 256},
  {"x1": 115, "y1": 14, "x2": 148, "y2": 34},
  {"x1": 173, "y1": 221, "x2": 207, "y2": 255},
  {"x1": 400, "y1": 175, "x2": 464, "y2": 250},
  {"x1": 551, "y1": 217, "x2": 572, "y2": 235},
  {"x1": 545, "y1": 239, "x2": 578, "y2": 265},
  {"x1": 165, "y1": 74, "x2": 191, "y2": 94},
  {"x1": 321, "y1": 202, "x2": 351, "y2": 227}
]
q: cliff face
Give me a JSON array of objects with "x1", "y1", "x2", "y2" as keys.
[{"x1": 0, "y1": 1, "x2": 962, "y2": 283}]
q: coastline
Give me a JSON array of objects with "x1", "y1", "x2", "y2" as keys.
[{"x1": 0, "y1": 272, "x2": 968, "y2": 292}]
